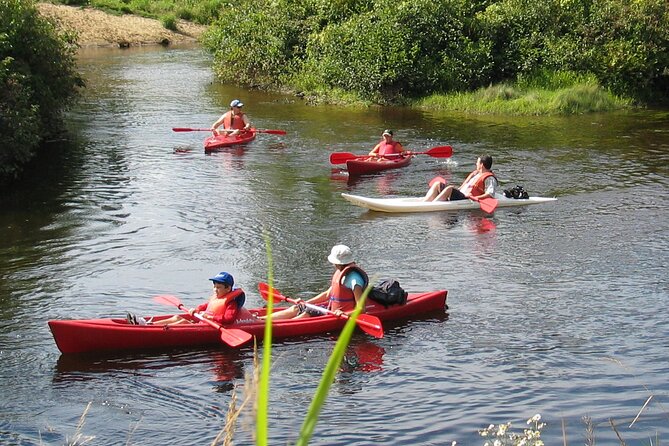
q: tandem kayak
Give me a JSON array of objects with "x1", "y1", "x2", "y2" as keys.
[
  {"x1": 346, "y1": 155, "x2": 412, "y2": 176},
  {"x1": 203, "y1": 130, "x2": 256, "y2": 151},
  {"x1": 48, "y1": 290, "x2": 447, "y2": 354},
  {"x1": 342, "y1": 193, "x2": 557, "y2": 213}
]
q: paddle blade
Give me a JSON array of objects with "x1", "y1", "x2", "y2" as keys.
[
  {"x1": 153, "y1": 294, "x2": 183, "y2": 307},
  {"x1": 428, "y1": 176, "x2": 447, "y2": 187},
  {"x1": 329, "y1": 152, "x2": 361, "y2": 164},
  {"x1": 424, "y1": 145, "x2": 453, "y2": 158},
  {"x1": 219, "y1": 327, "x2": 253, "y2": 347},
  {"x1": 258, "y1": 282, "x2": 286, "y2": 303},
  {"x1": 255, "y1": 129, "x2": 286, "y2": 135},
  {"x1": 172, "y1": 127, "x2": 211, "y2": 132},
  {"x1": 479, "y1": 197, "x2": 499, "y2": 213},
  {"x1": 356, "y1": 314, "x2": 384, "y2": 338}
]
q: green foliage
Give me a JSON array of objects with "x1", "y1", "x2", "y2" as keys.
[
  {"x1": 201, "y1": 0, "x2": 667, "y2": 107},
  {"x1": 160, "y1": 13, "x2": 178, "y2": 31},
  {"x1": 0, "y1": 0, "x2": 82, "y2": 185}
]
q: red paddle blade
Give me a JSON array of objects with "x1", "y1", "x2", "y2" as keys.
[
  {"x1": 172, "y1": 127, "x2": 211, "y2": 132},
  {"x1": 153, "y1": 294, "x2": 183, "y2": 307},
  {"x1": 219, "y1": 327, "x2": 253, "y2": 347},
  {"x1": 258, "y1": 282, "x2": 286, "y2": 303},
  {"x1": 429, "y1": 176, "x2": 447, "y2": 187},
  {"x1": 329, "y1": 152, "x2": 361, "y2": 164},
  {"x1": 355, "y1": 314, "x2": 384, "y2": 338},
  {"x1": 479, "y1": 197, "x2": 499, "y2": 213},
  {"x1": 423, "y1": 145, "x2": 453, "y2": 158}
]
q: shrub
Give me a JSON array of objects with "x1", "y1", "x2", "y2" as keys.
[{"x1": 161, "y1": 13, "x2": 178, "y2": 31}]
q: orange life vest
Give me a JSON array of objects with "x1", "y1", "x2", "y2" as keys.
[
  {"x1": 460, "y1": 171, "x2": 496, "y2": 196},
  {"x1": 223, "y1": 111, "x2": 246, "y2": 130},
  {"x1": 377, "y1": 140, "x2": 402, "y2": 156},
  {"x1": 203, "y1": 288, "x2": 245, "y2": 319},
  {"x1": 328, "y1": 264, "x2": 368, "y2": 312}
]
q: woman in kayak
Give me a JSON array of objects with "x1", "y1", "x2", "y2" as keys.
[
  {"x1": 127, "y1": 272, "x2": 252, "y2": 325},
  {"x1": 422, "y1": 154, "x2": 498, "y2": 202},
  {"x1": 210, "y1": 99, "x2": 252, "y2": 136},
  {"x1": 268, "y1": 245, "x2": 369, "y2": 319},
  {"x1": 367, "y1": 129, "x2": 408, "y2": 161}
]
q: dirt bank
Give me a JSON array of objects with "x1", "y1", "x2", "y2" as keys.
[{"x1": 36, "y1": 2, "x2": 207, "y2": 47}]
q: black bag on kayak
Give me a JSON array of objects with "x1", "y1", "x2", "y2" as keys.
[
  {"x1": 369, "y1": 279, "x2": 408, "y2": 308},
  {"x1": 503, "y1": 185, "x2": 529, "y2": 199}
]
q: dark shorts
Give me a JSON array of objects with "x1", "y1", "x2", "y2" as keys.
[
  {"x1": 297, "y1": 302, "x2": 325, "y2": 317},
  {"x1": 450, "y1": 188, "x2": 467, "y2": 201}
]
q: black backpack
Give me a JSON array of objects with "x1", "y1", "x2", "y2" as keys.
[
  {"x1": 369, "y1": 279, "x2": 408, "y2": 308},
  {"x1": 503, "y1": 185, "x2": 530, "y2": 199}
]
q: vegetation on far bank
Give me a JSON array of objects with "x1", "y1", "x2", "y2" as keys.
[
  {"x1": 201, "y1": 0, "x2": 668, "y2": 111},
  {"x1": 1, "y1": 0, "x2": 83, "y2": 186}
]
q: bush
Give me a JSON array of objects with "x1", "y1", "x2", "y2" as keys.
[
  {"x1": 161, "y1": 13, "x2": 178, "y2": 31},
  {"x1": 0, "y1": 0, "x2": 83, "y2": 185}
]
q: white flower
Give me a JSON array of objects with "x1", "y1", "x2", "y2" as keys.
[
  {"x1": 527, "y1": 414, "x2": 541, "y2": 424},
  {"x1": 493, "y1": 440, "x2": 502, "y2": 446}
]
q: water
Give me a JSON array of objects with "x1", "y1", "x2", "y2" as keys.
[{"x1": 1, "y1": 44, "x2": 668, "y2": 445}]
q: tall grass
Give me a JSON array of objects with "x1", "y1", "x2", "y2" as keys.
[{"x1": 417, "y1": 70, "x2": 631, "y2": 115}]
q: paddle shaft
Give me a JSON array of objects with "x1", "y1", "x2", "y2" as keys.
[
  {"x1": 330, "y1": 145, "x2": 452, "y2": 164},
  {"x1": 172, "y1": 127, "x2": 286, "y2": 135},
  {"x1": 258, "y1": 283, "x2": 383, "y2": 338},
  {"x1": 153, "y1": 294, "x2": 252, "y2": 347}
]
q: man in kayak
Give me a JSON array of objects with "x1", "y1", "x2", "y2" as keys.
[
  {"x1": 268, "y1": 245, "x2": 369, "y2": 319},
  {"x1": 127, "y1": 272, "x2": 252, "y2": 325},
  {"x1": 422, "y1": 154, "x2": 498, "y2": 202},
  {"x1": 210, "y1": 99, "x2": 252, "y2": 136},
  {"x1": 367, "y1": 129, "x2": 408, "y2": 161}
]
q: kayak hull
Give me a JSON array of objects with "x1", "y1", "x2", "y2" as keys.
[
  {"x1": 49, "y1": 290, "x2": 447, "y2": 354},
  {"x1": 342, "y1": 193, "x2": 557, "y2": 213},
  {"x1": 346, "y1": 155, "x2": 412, "y2": 175},
  {"x1": 204, "y1": 131, "x2": 256, "y2": 151}
]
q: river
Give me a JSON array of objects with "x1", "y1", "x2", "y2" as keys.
[{"x1": 1, "y1": 44, "x2": 668, "y2": 445}]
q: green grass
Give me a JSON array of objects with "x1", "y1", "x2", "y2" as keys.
[{"x1": 52, "y1": 0, "x2": 220, "y2": 24}]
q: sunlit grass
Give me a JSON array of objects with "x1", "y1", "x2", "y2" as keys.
[{"x1": 417, "y1": 72, "x2": 632, "y2": 115}]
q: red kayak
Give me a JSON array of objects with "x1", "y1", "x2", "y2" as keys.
[
  {"x1": 48, "y1": 290, "x2": 447, "y2": 354},
  {"x1": 346, "y1": 155, "x2": 412, "y2": 176},
  {"x1": 203, "y1": 130, "x2": 256, "y2": 152}
]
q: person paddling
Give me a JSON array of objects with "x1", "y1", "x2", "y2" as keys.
[
  {"x1": 127, "y1": 272, "x2": 253, "y2": 325},
  {"x1": 423, "y1": 154, "x2": 498, "y2": 202},
  {"x1": 211, "y1": 99, "x2": 252, "y2": 136},
  {"x1": 368, "y1": 129, "x2": 408, "y2": 161},
  {"x1": 268, "y1": 245, "x2": 369, "y2": 320}
]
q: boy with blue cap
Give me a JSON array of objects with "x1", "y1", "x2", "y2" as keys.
[
  {"x1": 128, "y1": 272, "x2": 249, "y2": 325},
  {"x1": 210, "y1": 99, "x2": 252, "y2": 136}
]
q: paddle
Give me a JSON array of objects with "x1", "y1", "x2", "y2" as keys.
[
  {"x1": 153, "y1": 294, "x2": 252, "y2": 347},
  {"x1": 257, "y1": 282, "x2": 384, "y2": 339},
  {"x1": 329, "y1": 145, "x2": 452, "y2": 164},
  {"x1": 172, "y1": 127, "x2": 286, "y2": 135}
]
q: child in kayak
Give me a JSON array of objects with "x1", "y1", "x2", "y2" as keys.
[
  {"x1": 127, "y1": 272, "x2": 252, "y2": 325},
  {"x1": 267, "y1": 245, "x2": 369, "y2": 319},
  {"x1": 210, "y1": 99, "x2": 252, "y2": 136},
  {"x1": 367, "y1": 129, "x2": 408, "y2": 161}
]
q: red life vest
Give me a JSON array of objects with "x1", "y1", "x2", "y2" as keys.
[
  {"x1": 460, "y1": 170, "x2": 496, "y2": 196},
  {"x1": 223, "y1": 112, "x2": 246, "y2": 130},
  {"x1": 328, "y1": 264, "x2": 368, "y2": 312},
  {"x1": 201, "y1": 288, "x2": 246, "y2": 323},
  {"x1": 377, "y1": 140, "x2": 402, "y2": 156}
]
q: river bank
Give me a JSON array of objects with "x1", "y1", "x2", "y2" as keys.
[{"x1": 36, "y1": 2, "x2": 207, "y2": 47}]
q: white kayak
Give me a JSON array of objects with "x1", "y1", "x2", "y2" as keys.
[{"x1": 341, "y1": 193, "x2": 557, "y2": 213}]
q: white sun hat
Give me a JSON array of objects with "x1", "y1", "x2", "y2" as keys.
[{"x1": 327, "y1": 244, "x2": 354, "y2": 265}]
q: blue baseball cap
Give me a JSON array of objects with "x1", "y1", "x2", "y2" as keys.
[
  {"x1": 230, "y1": 99, "x2": 244, "y2": 108},
  {"x1": 209, "y1": 272, "x2": 234, "y2": 286}
]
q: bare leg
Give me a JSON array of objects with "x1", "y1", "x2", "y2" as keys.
[
  {"x1": 151, "y1": 315, "x2": 193, "y2": 326},
  {"x1": 434, "y1": 185, "x2": 455, "y2": 201},
  {"x1": 260, "y1": 305, "x2": 299, "y2": 320},
  {"x1": 422, "y1": 182, "x2": 443, "y2": 201}
]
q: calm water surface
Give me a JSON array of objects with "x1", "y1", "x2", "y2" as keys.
[{"x1": 1, "y1": 45, "x2": 668, "y2": 445}]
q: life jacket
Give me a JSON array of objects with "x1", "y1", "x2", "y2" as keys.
[
  {"x1": 204, "y1": 288, "x2": 246, "y2": 318},
  {"x1": 328, "y1": 264, "x2": 369, "y2": 312},
  {"x1": 377, "y1": 140, "x2": 402, "y2": 156},
  {"x1": 460, "y1": 171, "x2": 496, "y2": 196},
  {"x1": 223, "y1": 111, "x2": 246, "y2": 130}
]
